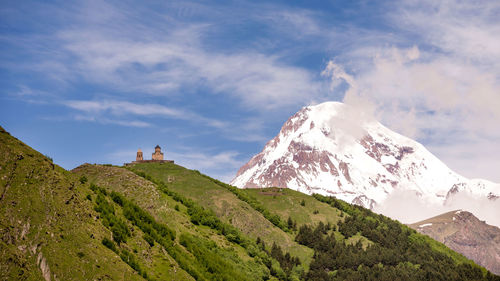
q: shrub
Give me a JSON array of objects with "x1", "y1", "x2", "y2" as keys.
[
  {"x1": 144, "y1": 233, "x2": 155, "y2": 247},
  {"x1": 102, "y1": 237, "x2": 117, "y2": 253},
  {"x1": 120, "y1": 249, "x2": 141, "y2": 273},
  {"x1": 110, "y1": 191, "x2": 124, "y2": 206},
  {"x1": 111, "y1": 223, "x2": 129, "y2": 244},
  {"x1": 79, "y1": 175, "x2": 88, "y2": 184}
]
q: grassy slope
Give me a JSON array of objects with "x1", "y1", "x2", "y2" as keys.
[
  {"x1": 128, "y1": 162, "x2": 314, "y2": 266},
  {"x1": 73, "y1": 164, "x2": 195, "y2": 243},
  {"x1": 0, "y1": 127, "x2": 144, "y2": 280},
  {"x1": 73, "y1": 164, "x2": 261, "y2": 274},
  {"x1": 243, "y1": 188, "x2": 372, "y2": 248},
  {"x1": 243, "y1": 187, "x2": 342, "y2": 226}
]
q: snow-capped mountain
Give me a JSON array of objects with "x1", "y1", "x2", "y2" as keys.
[{"x1": 231, "y1": 102, "x2": 500, "y2": 209}]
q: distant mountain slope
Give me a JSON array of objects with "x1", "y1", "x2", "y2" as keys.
[
  {"x1": 410, "y1": 210, "x2": 500, "y2": 275},
  {"x1": 231, "y1": 101, "x2": 500, "y2": 210}
]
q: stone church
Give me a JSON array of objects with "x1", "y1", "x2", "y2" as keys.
[
  {"x1": 126, "y1": 145, "x2": 173, "y2": 165},
  {"x1": 152, "y1": 145, "x2": 164, "y2": 160}
]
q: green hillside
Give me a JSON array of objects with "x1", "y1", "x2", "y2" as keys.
[
  {"x1": 72, "y1": 163, "x2": 279, "y2": 280},
  {"x1": 127, "y1": 162, "x2": 314, "y2": 268},
  {"x1": 243, "y1": 188, "x2": 342, "y2": 226},
  {"x1": 0, "y1": 127, "x2": 146, "y2": 280},
  {"x1": 1, "y1": 126, "x2": 499, "y2": 280}
]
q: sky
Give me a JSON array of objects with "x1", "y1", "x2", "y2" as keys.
[{"x1": 1, "y1": 0, "x2": 499, "y2": 183}]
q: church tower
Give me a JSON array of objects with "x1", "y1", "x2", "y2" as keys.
[
  {"x1": 136, "y1": 149, "x2": 143, "y2": 161},
  {"x1": 152, "y1": 145, "x2": 164, "y2": 160}
]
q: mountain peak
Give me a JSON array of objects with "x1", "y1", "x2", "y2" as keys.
[{"x1": 305, "y1": 101, "x2": 345, "y2": 116}]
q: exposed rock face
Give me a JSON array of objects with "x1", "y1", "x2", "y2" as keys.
[
  {"x1": 231, "y1": 102, "x2": 500, "y2": 209},
  {"x1": 37, "y1": 251, "x2": 52, "y2": 281},
  {"x1": 410, "y1": 210, "x2": 500, "y2": 275}
]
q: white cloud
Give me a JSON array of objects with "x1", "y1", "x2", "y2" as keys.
[
  {"x1": 396, "y1": 0, "x2": 500, "y2": 65},
  {"x1": 14, "y1": 85, "x2": 52, "y2": 97},
  {"x1": 322, "y1": 61, "x2": 357, "y2": 91},
  {"x1": 322, "y1": 2, "x2": 500, "y2": 181},
  {"x1": 64, "y1": 99, "x2": 227, "y2": 129},
  {"x1": 374, "y1": 189, "x2": 500, "y2": 228},
  {"x1": 172, "y1": 150, "x2": 244, "y2": 183},
  {"x1": 257, "y1": 9, "x2": 322, "y2": 39},
  {"x1": 168, "y1": 150, "x2": 243, "y2": 171},
  {"x1": 65, "y1": 100, "x2": 185, "y2": 118},
  {"x1": 427, "y1": 139, "x2": 500, "y2": 181},
  {"x1": 3, "y1": 1, "x2": 328, "y2": 117},
  {"x1": 73, "y1": 114, "x2": 151, "y2": 128},
  {"x1": 51, "y1": 6, "x2": 323, "y2": 111}
]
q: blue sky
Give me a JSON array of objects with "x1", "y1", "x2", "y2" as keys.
[{"x1": 1, "y1": 0, "x2": 499, "y2": 182}]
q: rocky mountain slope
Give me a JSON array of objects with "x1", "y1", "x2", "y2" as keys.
[
  {"x1": 410, "y1": 210, "x2": 500, "y2": 275},
  {"x1": 231, "y1": 102, "x2": 500, "y2": 209}
]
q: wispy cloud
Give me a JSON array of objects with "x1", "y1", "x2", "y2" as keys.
[
  {"x1": 257, "y1": 9, "x2": 322, "y2": 40},
  {"x1": 64, "y1": 99, "x2": 227, "y2": 129},
  {"x1": 27, "y1": 1, "x2": 324, "y2": 112},
  {"x1": 168, "y1": 150, "x2": 243, "y2": 170},
  {"x1": 168, "y1": 149, "x2": 245, "y2": 183},
  {"x1": 73, "y1": 114, "x2": 152, "y2": 128},
  {"x1": 374, "y1": 189, "x2": 500, "y2": 228},
  {"x1": 57, "y1": 33, "x2": 322, "y2": 110},
  {"x1": 395, "y1": 0, "x2": 500, "y2": 65}
]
